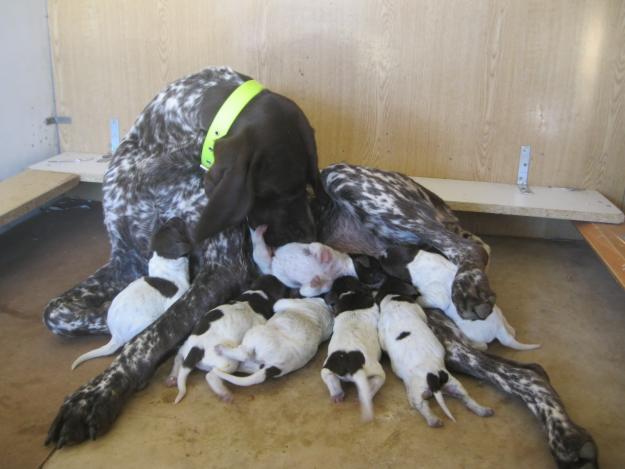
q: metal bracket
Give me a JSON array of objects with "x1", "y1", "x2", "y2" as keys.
[
  {"x1": 110, "y1": 118, "x2": 120, "y2": 154},
  {"x1": 517, "y1": 145, "x2": 532, "y2": 194},
  {"x1": 45, "y1": 116, "x2": 72, "y2": 125}
]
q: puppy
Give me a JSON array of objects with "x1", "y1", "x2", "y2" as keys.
[
  {"x1": 212, "y1": 297, "x2": 333, "y2": 388},
  {"x1": 322, "y1": 277, "x2": 385, "y2": 422},
  {"x1": 167, "y1": 275, "x2": 288, "y2": 403},
  {"x1": 71, "y1": 218, "x2": 191, "y2": 369},
  {"x1": 250, "y1": 225, "x2": 383, "y2": 296},
  {"x1": 377, "y1": 277, "x2": 493, "y2": 427},
  {"x1": 381, "y1": 246, "x2": 540, "y2": 351}
]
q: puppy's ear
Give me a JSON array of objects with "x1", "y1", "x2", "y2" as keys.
[{"x1": 195, "y1": 132, "x2": 259, "y2": 242}]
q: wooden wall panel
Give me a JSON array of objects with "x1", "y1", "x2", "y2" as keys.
[{"x1": 48, "y1": 0, "x2": 625, "y2": 207}]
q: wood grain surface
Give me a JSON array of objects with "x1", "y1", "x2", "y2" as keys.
[{"x1": 48, "y1": 0, "x2": 625, "y2": 206}]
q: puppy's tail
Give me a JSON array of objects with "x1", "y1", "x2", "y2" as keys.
[
  {"x1": 353, "y1": 369, "x2": 374, "y2": 422},
  {"x1": 427, "y1": 371, "x2": 455, "y2": 422},
  {"x1": 71, "y1": 337, "x2": 123, "y2": 370},
  {"x1": 497, "y1": 332, "x2": 541, "y2": 351},
  {"x1": 213, "y1": 366, "x2": 281, "y2": 387}
]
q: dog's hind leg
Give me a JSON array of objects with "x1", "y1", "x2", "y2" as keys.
[
  {"x1": 443, "y1": 374, "x2": 494, "y2": 417},
  {"x1": 368, "y1": 364, "x2": 386, "y2": 398},
  {"x1": 321, "y1": 368, "x2": 344, "y2": 402},
  {"x1": 43, "y1": 254, "x2": 143, "y2": 336},
  {"x1": 426, "y1": 308, "x2": 598, "y2": 468},
  {"x1": 405, "y1": 378, "x2": 442, "y2": 428},
  {"x1": 165, "y1": 353, "x2": 184, "y2": 387},
  {"x1": 206, "y1": 366, "x2": 235, "y2": 402}
]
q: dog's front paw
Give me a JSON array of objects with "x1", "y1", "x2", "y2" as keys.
[
  {"x1": 554, "y1": 425, "x2": 598, "y2": 469},
  {"x1": 46, "y1": 372, "x2": 130, "y2": 447},
  {"x1": 451, "y1": 268, "x2": 496, "y2": 320},
  {"x1": 331, "y1": 392, "x2": 345, "y2": 403},
  {"x1": 164, "y1": 375, "x2": 177, "y2": 387}
]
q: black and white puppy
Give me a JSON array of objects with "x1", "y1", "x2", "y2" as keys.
[
  {"x1": 166, "y1": 275, "x2": 288, "y2": 403},
  {"x1": 213, "y1": 297, "x2": 334, "y2": 388},
  {"x1": 381, "y1": 245, "x2": 539, "y2": 351},
  {"x1": 251, "y1": 225, "x2": 385, "y2": 296},
  {"x1": 322, "y1": 277, "x2": 385, "y2": 422},
  {"x1": 377, "y1": 277, "x2": 494, "y2": 427},
  {"x1": 71, "y1": 218, "x2": 191, "y2": 369}
]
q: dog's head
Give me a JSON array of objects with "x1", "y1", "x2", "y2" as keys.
[
  {"x1": 324, "y1": 276, "x2": 374, "y2": 314},
  {"x1": 379, "y1": 245, "x2": 421, "y2": 283},
  {"x1": 195, "y1": 91, "x2": 323, "y2": 248},
  {"x1": 250, "y1": 274, "x2": 289, "y2": 303},
  {"x1": 375, "y1": 276, "x2": 420, "y2": 305},
  {"x1": 350, "y1": 254, "x2": 388, "y2": 288},
  {"x1": 151, "y1": 217, "x2": 192, "y2": 259}
]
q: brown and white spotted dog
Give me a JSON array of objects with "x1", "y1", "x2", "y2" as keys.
[{"x1": 43, "y1": 67, "x2": 597, "y2": 468}]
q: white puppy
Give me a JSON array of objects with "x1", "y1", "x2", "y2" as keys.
[
  {"x1": 250, "y1": 225, "x2": 358, "y2": 297},
  {"x1": 377, "y1": 277, "x2": 494, "y2": 427},
  {"x1": 71, "y1": 218, "x2": 191, "y2": 369},
  {"x1": 321, "y1": 276, "x2": 385, "y2": 422},
  {"x1": 213, "y1": 297, "x2": 334, "y2": 388},
  {"x1": 381, "y1": 246, "x2": 540, "y2": 351},
  {"x1": 167, "y1": 275, "x2": 288, "y2": 403}
]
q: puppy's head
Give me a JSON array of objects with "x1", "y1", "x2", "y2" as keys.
[
  {"x1": 375, "y1": 277, "x2": 419, "y2": 305},
  {"x1": 378, "y1": 245, "x2": 421, "y2": 283},
  {"x1": 350, "y1": 254, "x2": 387, "y2": 288},
  {"x1": 195, "y1": 91, "x2": 322, "y2": 248},
  {"x1": 250, "y1": 274, "x2": 289, "y2": 303},
  {"x1": 151, "y1": 217, "x2": 192, "y2": 259},
  {"x1": 324, "y1": 276, "x2": 374, "y2": 314}
]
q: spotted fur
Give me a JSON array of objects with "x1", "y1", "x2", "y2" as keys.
[{"x1": 43, "y1": 67, "x2": 597, "y2": 468}]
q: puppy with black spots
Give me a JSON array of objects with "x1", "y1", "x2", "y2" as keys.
[
  {"x1": 321, "y1": 276, "x2": 385, "y2": 421},
  {"x1": 377, "y1": 277, "x2": 494, "y2": 427},
  {"x1": 71, "y1": 218, "x2": 191, "y2": 369},
  {"x1": 166, "y1": 275, "x2": 288, "y2": 403},
  {"x1": 381, "y1": 245, "x2": 539, "y2": 351},
  {"x1": 212, "y1": 297, "x2": 333, "y2": 388},
  {"x1": 251, "y1": 225, "x2": 384, "y2": 297}
]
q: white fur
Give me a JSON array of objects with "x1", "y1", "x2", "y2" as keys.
[
  {"x1": 251, "y1": 226, "x2": 357, "y2": 296},
  {"x1": 407, "y1": 251, "x2": 540, "y2": 351},
  {"x1": 168, "y1": 295, "x2": 269, "y2": 403},
  {"x1": 378, "y1": 294, "x2": 493, "y2": 427},
  {"x1": 321, "y1": 302, "x2": 385, "y2": 421},
  {"x1": 213, "y1": 298, "x2": 334, "y2": 387},
  {"x1": 71, "y1": 253, "x2": 190, "y2": 369}
]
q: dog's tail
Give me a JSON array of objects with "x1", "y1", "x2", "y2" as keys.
[
  {"x1": 71, "y1": 337, "x2": 123, "y2": 370},
  {"x1": 497, "y1": 333, "x2": 541, "y2": 351},
  {"x1": 213, "y1": 366, "x2": 282, "y2": 387},
  {"x1": 353, "y1": 369, "x2": 374, "y2": 422},
  {"x1": 427, "y1": 371, "x2": 455, "y2": 422},
  {"x1": 497, "y1": 314, "x2": 540, "y2": 350},
  {"x1": 174, "y1": 346, "x2": 205, "y2": 404}
]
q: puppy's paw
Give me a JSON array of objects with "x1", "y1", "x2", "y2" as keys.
[
  {"x1": 164, "y1": 376, "x2": 177, "y2": 387},
  {"x1": 427, "y1": 418, "x2": 444, "y2": 428},
  {"x1": 214, "y1": 344, "x2": 226, "y2": 356},
  {"x1": 451, "y1": 268, "x2": 496, "y2": 320},
  {"x1": 331, "y1": 392, "x2": 345, "y2": 403},
  {"x1": 219, "y1": 393, "x2": 234, "y2": 404}
]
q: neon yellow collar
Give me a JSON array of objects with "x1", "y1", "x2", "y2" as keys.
[{"x1": 200, "y1": 80, "x2": 265, "y2": 170}]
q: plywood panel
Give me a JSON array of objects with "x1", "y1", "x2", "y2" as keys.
[{"x1": 48, "y1": 0, "x2": 625, "y2": 207}]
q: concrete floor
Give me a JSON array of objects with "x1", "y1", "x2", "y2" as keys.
[{"x1": 1, "y1": 204, "x2": 624, "y2": 469}]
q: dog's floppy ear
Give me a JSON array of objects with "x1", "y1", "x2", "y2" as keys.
[
  {"x1": 195, "y1": 132, "x2": 258, "y2": 243},
  {"x1": 296, "y1": 112, "x2": 326, "y2": 202}
]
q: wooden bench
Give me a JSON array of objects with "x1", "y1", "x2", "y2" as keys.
[
  {"x1": 0, "y1": 169, "x2": 79, "y2": 226},
  {"x1": 576, "y1": 222, "x2": 625, "y2": 290}
]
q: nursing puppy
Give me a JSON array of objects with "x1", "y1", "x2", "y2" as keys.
[
  {"x1": 381, "y1": 246, "x2": 539, "y2": 351},
  {"x1": 213, "y1": 297, "x2": 333, "y2": 387},
  {"x1": 322, "y1": 277, "x2": 385, "y2": 422},
  {"x1": 71, "y1": 218, "x2": 191, "y2": 369},
  {"x1": 377, "y1": 277, "x2": 493, "y2": 427},
  {"x1": 167, "y1": 275, "x2": 288, "y2": 403},
  {"x1": 251, "y1": 225, "x2": 382, "y2": 296}
]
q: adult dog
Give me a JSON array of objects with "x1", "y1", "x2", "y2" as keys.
[{"x1": 44, "y1": 67, "x2": 596, "y2": 468}]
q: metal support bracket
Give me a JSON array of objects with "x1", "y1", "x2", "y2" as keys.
[
  {"x1": 45, "y1": 116, "x2": 72, "y2": 125},
  {"x1": 110, "y1": 118, "x2": 120, "y2": 154},
  {"x1": 517, "y1": 145, "x2": 532, "y2": 194}
]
